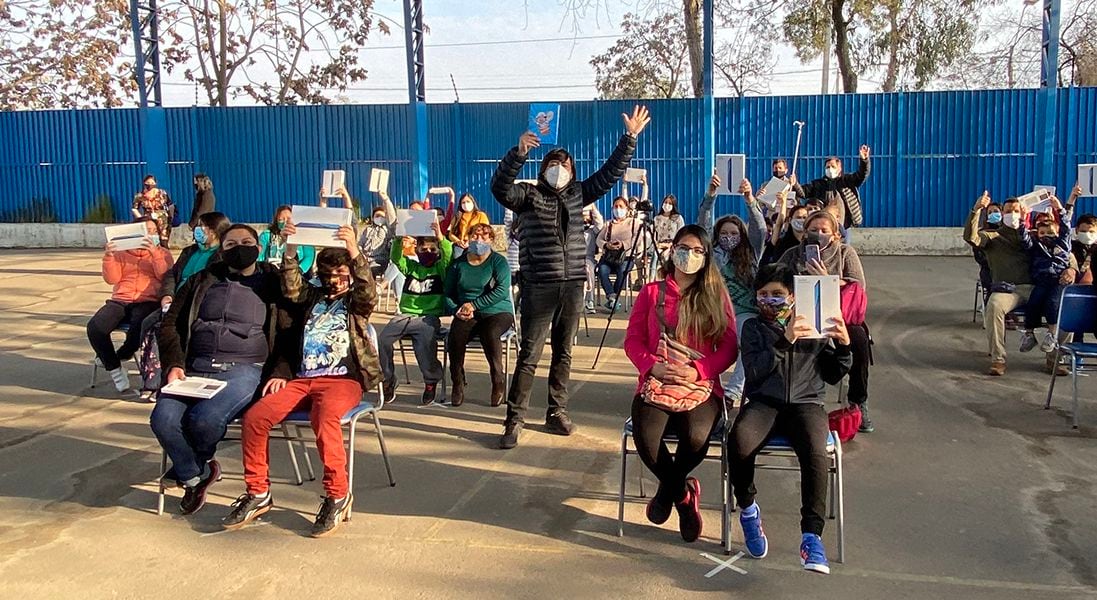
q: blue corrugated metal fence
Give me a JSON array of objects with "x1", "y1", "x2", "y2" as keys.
[{"x1": 0, "y1": 90, "x2": 1095, "y2": 226}]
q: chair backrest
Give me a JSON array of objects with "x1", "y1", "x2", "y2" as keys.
[
  {"x1": 365, "y1": 324, "x2": 385, "y2": 410},
  {"x1": 1056, "y1": 285, "x2": 1097, "y2": 335}
]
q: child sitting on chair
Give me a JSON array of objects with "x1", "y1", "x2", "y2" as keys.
[
  {"x1": 728, "y1": 263, "x2": 851, "y2": 575},
  {"x1": 1019, "y1": 197, "x2": 1077, "y2": 371}
]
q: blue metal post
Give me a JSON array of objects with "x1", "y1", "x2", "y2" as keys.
[
  {"x1": 1037, "y1": 0, "x2": 1061, "y2": 185},
  {"x1": 131, "y1": 0, "x2": 166, "y2": 192},
  {"x1": 403, "y1": 0, "x2": 429, "y2": 201},
  {"x1": 702, "y1": 0, "x2": 715, "y2": 204},
  {"x1": 452, "y1": 102, "x2": 465, "y2": 194}
]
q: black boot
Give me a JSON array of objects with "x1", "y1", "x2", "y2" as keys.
[
  {"x1": 450, "y1": 369, "x2": 465, "y2": 407},
  {"x1": 490, "y1": 378, "x2": 505, "y2": 408}
]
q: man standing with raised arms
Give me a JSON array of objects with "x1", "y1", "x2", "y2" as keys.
[{"x1": 491, "y1": 105, "x2": 651, "y2": 449}]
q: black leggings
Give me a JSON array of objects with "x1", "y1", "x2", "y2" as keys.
[
  {"x1": 847, "y1": 322, "x2": 871, "y2": 406},
  {"x1": 728, "y1": 401, "x2": 829, "y2": 535},
  {"x1": 86, "y1": 300, "x2": 160, "y2": 370},
  {"x1": 447, "y1": 312, "x2": 515, "y2": 389},
  {"x1": 631, "y1": 395, "x2": 721, "y2": 504}
]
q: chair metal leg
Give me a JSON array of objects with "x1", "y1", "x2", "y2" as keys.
[
  {"x1": 157, "y1": 451, "x2": 168, "y2": 516},
  {"x1": 1045, "y1": 348, "x2": 1062, "y2": 409},
  {"x1": 373, "y1": 414, "x2": 396, "y2": 487},
  {"x1": 972, "y1": 281, "x2": 979, "y2": 323},
  {"x1": 1072, "y1": 356, "x2": 1080, "y2": 429},
  {"x1": 638, "y1": 468, "x2": 646, "y2": 498},
  {"x1": 281, "y1": 423, "x2": 304, "y2": 485},
  {"x1": 346, "y1": 419, "x2": 357, "y2": 520},
  {"x1": 90, "y1": 360, "x2": 98, "y2": 388},
  {"x1": 441, "y1": 338, "x2": 448, "y2": 403},
  {"x1": 505, "y1": 338, "x2": 513, "y2": 394},
  {"x1": 296, "y1": 425, "x2": 316, "y2": 481},
  {"x1": 618, "y1": 433, "x2": 628, "y2": 537},
  {"x1": 399, "y1": 341, "x2": 411, "y2": 384},
  {"x1": 722, "y1": 440, "x2": 731, "y2": 554},
  {"x1": 828, "y1": 458, "x2": 837, "y2": 519},
  {"x1": 835, "y1": 442, "x2": 845, "y2": 564}
]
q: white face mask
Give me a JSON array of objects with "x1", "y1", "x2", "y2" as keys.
[
  {"x1": 825, "y1": 166, "x2": 840, "y2": 179},
  {"x1": 662, "y1": 203, "x2": 673, "y2": 214},
  {"x1": 461, "y1": 201, "x2": 474, "y2": 212},
  {"x1": 373, "y1": 215, "x2": 387, "y2": 227},
  {"x1": 1001, "y1": 213, "x2": 1022, "y2": 229},
  {"x1": 1078, "y1": 231, "x2": 1097, "y2": 246},
  {"x1": 613, "y1": 207, "x2": 628, "y2": 220},
  {"x1": 543, "y1": 165, "x2": 571, "y2": 189},
  {"x1": 672, "y1": 248, "x2": 706, "y2": 274},
  {"x1": 790, "y1": 218, "x2": 806, "y2": 233}
]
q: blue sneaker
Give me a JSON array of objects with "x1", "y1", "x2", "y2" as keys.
[
  {"x1": 738, "y1": 503, "x2": 768, "y2": 558},
  {"x1": 800, "y1": 533, "x2": 830, "y2": 574}
]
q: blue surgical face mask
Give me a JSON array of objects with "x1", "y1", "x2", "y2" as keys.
[
  {"x1": 613, "y1": 207, "x2": 628, "y2": 220},
  {"x1": 986, "y1": 212, "x2": 1002, "y2": 225},
  {"x1": 469, "y1": 240, "x2": 492, "y2": 256},
  {"x1": 193, "y1": 226, "x2": 208, "y2": 246}
]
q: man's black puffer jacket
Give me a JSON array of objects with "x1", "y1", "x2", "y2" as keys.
[{"x1": 491, "y1": 134, "x2": 636, "y2": 283}]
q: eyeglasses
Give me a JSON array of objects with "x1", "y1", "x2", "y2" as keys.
[{"x1": 674, "y1": 244, "x2": 706, "y2": 257}]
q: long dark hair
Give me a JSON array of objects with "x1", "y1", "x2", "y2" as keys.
[
  {"x1": 658, "y1": 224, "x2": 731, "y2": 347},
  {"x1": 713, "y1": 214, "x2": 757, "y2": 289},
  {"x1": 268, "y1": 205, "x2": 292, "y2": 236},
  {"x1": 660, "y1": 194, "x2": 680, "y2": 217}
]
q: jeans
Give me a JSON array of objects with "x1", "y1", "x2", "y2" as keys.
[
  {"x1": 86, "y1": 300, "x2": 160, "y2": 370},
  {"x1": 723, "y1": 313, "x2": 754, "y2": 399},
  {"x1": 1024, "y1": 281, "x2": 1065, "y2": 330},
  {"x1": 728, "y1": 401, "x2": 829, "y2": 535},
  {"x1": 447, "y1": 312, "x2": 515, "y2": 392},
  {"x1": 378, "y1": 314, "x2": 443, "y2": 385},
  {"x1": 506, "y1": 280, "x2": 584, "y2": 425},
  {"x1": 150, "y1": 363, "x2": 262, "y2": 483},
  {"x1": 985, "y1": 285, "x2": 1034, "y2": 362},
  {"x1": 631, "y1": 395, "x2": 721, "y2": 504},
  {"x1": 242, "y1": 377, "x2": 362, "y2": 498},
  {"x1": 597, "y1": 259, "x2": 634, "y2": 298}
]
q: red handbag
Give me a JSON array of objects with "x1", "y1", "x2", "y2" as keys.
[
  {"x1": 640, "y1": 281, "x2": 714, "y2": 413},
  {"x1": 828, "y1": 404, "x2": 862, "y2": 443},
  {"x1": 840, "y1": 281, "x2": 867, "y2": 326}
]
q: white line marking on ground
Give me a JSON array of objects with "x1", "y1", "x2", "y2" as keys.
[{"x1": 701, "y1": 551, "x2": 747, "y2": 577}]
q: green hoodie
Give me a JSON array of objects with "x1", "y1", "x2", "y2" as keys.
[{"x1": 391, "y1": 237, "x2": 453, "y2": 316}]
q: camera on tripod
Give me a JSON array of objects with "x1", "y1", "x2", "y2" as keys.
[{"x1": 632, "y1": 199, "x2": 655, "y2": 213}]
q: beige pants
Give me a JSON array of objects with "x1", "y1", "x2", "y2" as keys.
[{"x1": 984, "y1": 285, "x2": 1033, "y2": 363}]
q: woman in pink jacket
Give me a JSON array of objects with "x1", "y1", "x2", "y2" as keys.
[
  {"x1": 623, "y1": 224, "x2": 738, "y2": 543},
  {"x1": 88, "y1": 218, "x2": 173, "y2": 393}
]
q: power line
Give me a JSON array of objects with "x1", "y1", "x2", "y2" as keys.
[{"x1": 309, "y1": 33, "x2": 623, "y2": 53}]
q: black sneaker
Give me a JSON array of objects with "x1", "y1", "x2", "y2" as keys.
[
  {"x1": 420, "y1": 383, "x2": 438, "y2": 407},
  {"x1": 180, "y1": 459, "x2": 221, "y2": 515},
  {"x1": 545, "y1": 410, "x2": 575, "y2": 436},
  {"x1": 382, "y1": 380, "x2": 398, "y2": 404},
  {"x1": 222, "y1": 492, "x2": 273, "y2": 530},
  {"x1": 311, "y1": 495, "x2": 352, "y2": 538},
  {"x1": 499, "y1": 421, "x2": 523, "y2": 449},
  {"x1": 858, "y1": 404, "x2": 875, "y2": 433}
]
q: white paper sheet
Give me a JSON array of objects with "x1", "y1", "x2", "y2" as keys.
[
  {"x1": 321, "y1": 170, "x2": 345, "y2": 196},
  {"x1": 395, "y1": 209, "x2": 438, "y2": 237},
  {"x1": 1078, "y1": 164, "x2": 1097, "y2": 197},
  {"x1": 793, "y1": 275, "x2": 842, "y2": 340},
  {"x1": 715, "y1": 154, "x2": 746, "y2": 196},
  {"x1": 1017, "y1": 188, "x2": 1053, "y2": 213},
  {"x1": 161, "y1": 377, "x2": 228, "y2": 400},
  {"x1": 287, "y1": 205, "x2": 354, "y2": 248},
  {"x1": 104, "y1": 222, "x2": 153, "y2": 251},
  {"x1": 369, "y1": 168, "x2": 390, "y2": 194},
  {"x1": 623, "y1": 168, "x2": 646, "y2": 183},
  {"x1": 756, "y1": 176, "x2": 792, "y2": 209}
]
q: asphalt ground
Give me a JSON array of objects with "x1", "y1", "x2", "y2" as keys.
[{"x1": 0, "y1": 250, "x2": 1095, "y2": 599}]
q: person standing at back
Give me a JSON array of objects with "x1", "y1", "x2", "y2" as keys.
[
  {"x1": 491, "y1": 105, "x2": 652, "y2": 449},
  {"x1": 799, "y1": 146, "x2": 871, "y2": 230}
]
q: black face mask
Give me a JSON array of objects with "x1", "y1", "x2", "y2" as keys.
[{"x1": 222, "y1": 245, "x2": 260, "y2": 271}]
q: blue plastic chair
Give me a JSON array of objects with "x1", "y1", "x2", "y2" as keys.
[{"x1": 1044, "y1": 285, "x2": 1097, "y2": 428}]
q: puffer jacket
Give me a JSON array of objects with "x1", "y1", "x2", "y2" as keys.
[
  {"x1": 491, "y1": 134, "x2": 636, "y2": 282},
  {"x1": 800, "y1": 157, "x2": 870, "y2": 228},
  {"x1": 741, "y1": 318, "x2": 851, "y2": 407},
  {"x1": 272, "y1": 251, "x2": 381, "y2": 391}
]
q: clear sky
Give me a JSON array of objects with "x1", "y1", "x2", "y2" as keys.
[{"x1": 158, "y1": 0, "x2": 871, "y2": 107}]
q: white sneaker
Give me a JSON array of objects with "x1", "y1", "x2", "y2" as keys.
[
  {"x1": 1040, "y1": 331, "x2": 1058, "y2": 353},
  {"x1": 1019, "y1": 331, "x2": 1038, "y2": 353},
  {"x1": 109, "y1": 366, "x2": 131, "y2": 392}
]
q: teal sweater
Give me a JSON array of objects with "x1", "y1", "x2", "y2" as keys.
[
  {"x1": 444, "y1": 252, "x2": 514, "y2": 316},
  {"x1": 391, "y1": 237, "x2": 453, "y2": 316},
  {"x1": 259, "y1": 230, "x2": 315, "y2": 273}
]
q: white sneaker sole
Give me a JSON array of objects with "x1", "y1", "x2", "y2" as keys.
[{"x1": 801, "y1": 558, "x2": 830, "y2": 574}]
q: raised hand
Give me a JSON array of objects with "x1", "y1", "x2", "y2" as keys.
[
  {"x1": 739, "y1": 178, "x2": 753, "y2": 198},
  {"x1": 784, "y1": 313, "x2": 812, "y2": 344},
  {"x1": 622, "y1": 105, "x2": 651, "y2": 137},
  {"x1": 518, "y1": 132, "x2": 540, "y2": 156},
  {"x1": 859, "y1": 145, "x2": 871, "y2": 160},
  {"x1": 708, "y1": 172, "x2": 721, "y2": 196},
  {"x1": 824, "y1": 316, "x2": 851, "y2": 346},
  {"x1": 336, "y1": 225, "x2": 358, "y2": 258},
  {"x1": 974, "y1": 190, "x2": 991, "y2": 211}
]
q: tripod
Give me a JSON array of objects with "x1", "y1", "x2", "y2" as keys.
[{"x1": 591, "y1": 212, "x2": 657, "y2": 369}]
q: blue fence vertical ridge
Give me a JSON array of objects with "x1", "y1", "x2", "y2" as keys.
[{"x1": 0, "y1": 90, "x2": 1095, "y2": 225}]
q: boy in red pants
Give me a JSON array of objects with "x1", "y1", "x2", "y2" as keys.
[{"x1": 223, "y1": 223, "x2": 381, "y2": 537}]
